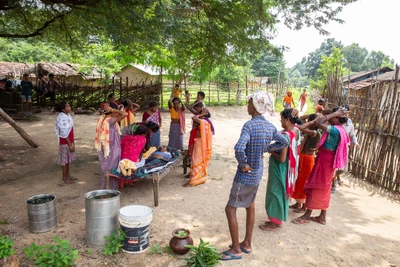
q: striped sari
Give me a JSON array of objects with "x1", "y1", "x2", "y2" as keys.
[{"x1": 189, "y1": 119, "x2": 213, "y2": 186}]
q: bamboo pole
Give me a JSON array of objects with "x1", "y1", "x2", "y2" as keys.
[{"x1": 0, "y1": 108, "x2": 38, "y2": 148}]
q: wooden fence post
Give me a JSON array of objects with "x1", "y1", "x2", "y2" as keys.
[
  {"x1": 228, "y1": 81, "x2": 231, "y2": 105},
  {"x1": 245, "y1": 75, "x2": 248, "y2": 96},
  {"x1": 208, "y1": 78, "x2": 211, "y2": 106},
  {"x1": 217, "y1": 79, "x2": 220, "y2": 104}
]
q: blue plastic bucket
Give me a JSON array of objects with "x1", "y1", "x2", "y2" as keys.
[{"x1": 119, "y1": 205, "x2": 153, "y2": 253}]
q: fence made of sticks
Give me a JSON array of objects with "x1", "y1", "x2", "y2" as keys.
[
  {"x1": 325, "y1": 66, "x2": 400, "y2": 195},
  {"x1": 159, "y1": 80, "x2": 288, "y2": 108},
  {"x1": 30, "y1": 82, "x2": 162, "y2": 110}
]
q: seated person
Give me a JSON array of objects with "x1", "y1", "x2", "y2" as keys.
[
  {"x1": 121, "y1": 121, "x2": 160, "y2": 151},
  {"x1": 149, "y1": 146, "x2": 172, "y2": 161},
  {"x1": 119, "y1": 125, "x2": 148, "y2": 176}
]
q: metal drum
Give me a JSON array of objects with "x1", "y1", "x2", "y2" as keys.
[
  {"x1": 85, "y1": 190, "x2": 120, "y2": 247},
  {"x1": 26, "y1": 194, "x2": 57, "y2": 233}
]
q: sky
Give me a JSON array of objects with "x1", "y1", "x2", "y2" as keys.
[{"x1": 272, "y1": 0, "x2": 399, "y2": 68}]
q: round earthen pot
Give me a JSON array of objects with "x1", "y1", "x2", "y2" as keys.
[{"x1": 169, "y1": 228, "x2": 193, "y2": 255}]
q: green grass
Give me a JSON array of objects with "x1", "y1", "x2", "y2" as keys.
[{"x1": 160, "y1": 84, "x2": 316, "y2": 115}]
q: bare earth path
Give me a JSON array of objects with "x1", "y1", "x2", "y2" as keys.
[{"x1": 0, "y1": 106, "x2": 399, "y2": 267}]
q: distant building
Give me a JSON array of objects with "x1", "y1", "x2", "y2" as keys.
[
  {"x1": 0, "y1": 62, "x2": 35, "y2": 82},
  {"x1": 117, "y1": 64, "x2": 174, "y2": 86}
]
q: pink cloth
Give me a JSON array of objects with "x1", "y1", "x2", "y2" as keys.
[
  {"x1": 120, "y1": 135, "x2": 146, "y2": 162},
  {"x1": 317, "y1": 125, "x2": 350, "y2": 169}
]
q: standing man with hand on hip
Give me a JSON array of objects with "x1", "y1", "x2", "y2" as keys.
[{"x1": 221, "y1": 91, "x2": 288, "y2": 261}]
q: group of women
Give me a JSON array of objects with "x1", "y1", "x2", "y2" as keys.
[
  {"x1": 95, "y1": 96, "x2": 162, "y2": 190},
  {"x1": 94, "y1": 92, "x2": 214, "y2": 190},
  {"x1": 260, "y1": 106, "x2": 350, "y2": 230}
]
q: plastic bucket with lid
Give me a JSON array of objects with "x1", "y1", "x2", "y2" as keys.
[
  {"x1": 85, "y1": 190, "x2": 120, "y2": 247},
  {"x1": 119, "y1": 205, "x2": 153, "y2": 253}
]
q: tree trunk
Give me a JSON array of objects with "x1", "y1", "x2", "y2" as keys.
[{"x1": 0, "y1": 108, "x2": 39, "y2": 148}]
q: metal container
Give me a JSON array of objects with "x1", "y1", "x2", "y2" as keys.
[
  {"x1": 26, "y1": 194, "x2": 57, "y2": 233},
  {"x1": 85, "y1": 190, "x2": 120, "y2": 248}
]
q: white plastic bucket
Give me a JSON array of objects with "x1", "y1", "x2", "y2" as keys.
[{"x1": 119, "y1": 205, "x2": 153, "y2": 253}]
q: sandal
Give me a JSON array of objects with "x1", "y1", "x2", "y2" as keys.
[
  {"x1": 60, "y1": 177, "x2": 76, "y2": 185},
  {"x1": 220, "y1": 251, "x2": 242, "y2": 261},
  {"x1": 69, "y1": 176, "x2": 78, "y2": 181}
]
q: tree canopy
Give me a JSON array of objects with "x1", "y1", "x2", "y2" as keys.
[{"x1": 0, "y1": 0, "x2": 358, "y2": 79}]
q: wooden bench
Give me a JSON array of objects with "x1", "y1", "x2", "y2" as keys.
[{"x1": 109, "y1": 154, "x2": 187, "y2": 207}]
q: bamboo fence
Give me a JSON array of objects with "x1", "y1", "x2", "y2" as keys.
[{"x1": 326, "y1": 65, "x2": 400, "y2": 195}]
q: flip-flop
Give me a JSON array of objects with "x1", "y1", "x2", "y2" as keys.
[
  {"x1": 69, "y1": 176, "x2": 78, "y2": 181},
  {"x1": 291, "y1": 218, "x2": 310, "y2": 225},
  {"x1": 310, "y1": 217, "x2": 326, "y2": 225},
  {"x1": 228, "y1": 245, "x2": 252, "y2": 254},
  {"x1": 220, "y1": 251, "x2": 242, "y2": 261}
]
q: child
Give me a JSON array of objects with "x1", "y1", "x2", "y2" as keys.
[
  {"x1": 283, "y1": 91, "x2": 295, "y2": 109},
  {"x1": 315, "y1": 99, "x2": 325, "y2": 113},
  {"x1": 46, "y1": 73, "x2": 62, "y2": 106},
  {"x1": 36, "y1": 73, "x2": 47, "y2": 106},
  {"x1": 55, "y1": 102, "x2": 77, "y2": 185},
  {"x1": 172, "y1": 84, "x2": 182, "y2": 98},
  {"x1": 21, "y1": 73, "x2": 33, "y2": 112}
]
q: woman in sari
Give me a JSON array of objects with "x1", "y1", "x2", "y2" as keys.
[
  {"x1": 120, "y1": 98, "x2": 140, "y2": 129},
  {"x1": 290, "y1": 113, "x2": 321, "y2": 213},
  {"x1": 292, "y1": 107, "x2": 349, "y2": 225},
  {"x1": 185, "y1": 108, "x2": 213, "y2": 187},
  {"x1": 260, "y1": 109, "x2": 301, "y2": 231},
  {"x1": 142, "y1": 101, "x2": 162, "y2": 147},
  {"x1": 168, "y1": 97, "x2": 185, "y2": 150},
  {"x1": 95, "y1": 104, "x2": 127, "y2": 190}
]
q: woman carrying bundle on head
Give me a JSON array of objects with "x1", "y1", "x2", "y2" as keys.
[
  {"x1": 95, "y1": 103, "x2": 127, "y2": 190},
  {"x1": 168, "y1": 97, "x2": 185, "y2": 150},
  {"x1": 260, "y1": 109, "x2": 302, "y2": 231}
]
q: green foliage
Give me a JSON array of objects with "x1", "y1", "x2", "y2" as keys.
[
  {"x1": 342, "y1": 43, "x2": 368, "y2": 72},
  {"x1": 310, "y1": 47, "x2": 347, "y2": 94},
  {"x1": 184, "y1": 238, "x2": 220, "y2": 267},
  {"x1": 24, "y1": 237, "x2": 78, "y2": 267},
  {"x1": 149, "y1": 244, "x2": 163, "y2": 255},
  {"x1": 176, "y1": 231, "x2": 188, "y2": 237},
  {"x1": 362, "y1": 50, "x2": 394, "y2": 70},
  {"x1": 103, "y1": 229, "x2": 126, "y2": 256},
  {"x1": 0, "y1": 0, "x2": 357, "y2": 81},
  {"x1": 0, "y1": 236, "x2": 15, "y2": 259},
  {"x1": 252, "y1": 52, "x2": 287, "y2": 83},
  {"x1": 302, "y1": 38, "x2": 344, "y2": 79}
]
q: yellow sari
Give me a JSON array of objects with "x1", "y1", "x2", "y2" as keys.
[{"x1": 189, "y1": 119, "x2": 212, "y2": 186}]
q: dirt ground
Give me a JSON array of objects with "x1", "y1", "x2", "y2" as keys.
[{"x1": 1, "y1": 106, "x2": 400, "y2": 267}]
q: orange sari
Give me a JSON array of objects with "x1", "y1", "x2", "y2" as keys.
[{"x1": 189, "y1": 120, "x2": 212, "y2": 186}]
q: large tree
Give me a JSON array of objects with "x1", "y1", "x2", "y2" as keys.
[
  {"x1": 302, "y1": 38, "x2": 344, "y2": 79},
  {"x1": 0, "y1": 0, "x2": 357, "y2": 79},
  {"x1": 342, "y1": 43, "x2": 368, "y2": 72},
  {"x1": 362, "y1": 50, "x2": 394, "y2": 70},
  {"x1": 252, "y1": 52, "x2": 287, "y2": 83}
]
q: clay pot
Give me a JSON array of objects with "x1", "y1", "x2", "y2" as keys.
[{"x1": 169, "y1": 228, "x2": 193, "y2": 255}]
